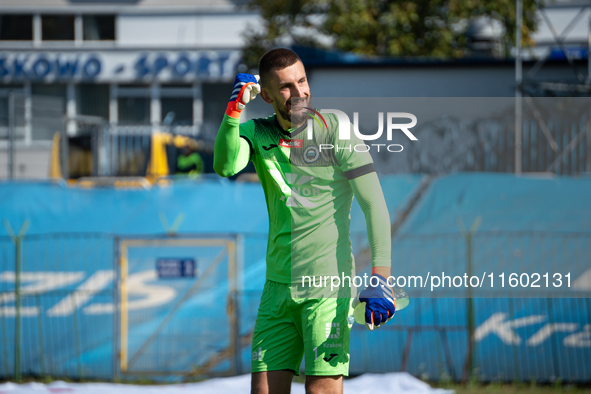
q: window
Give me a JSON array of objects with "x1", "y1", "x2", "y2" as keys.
[
  {"x1": 118, "y1": 97, "x2": 150, "y2": 125},
  {"x1": 42, "y1": 15, "x2": 74, "y2": 40},
  {"x1": 77, "y1": 84, "x2": 109, "y2": 119},
  {"x1": 0, "y1": 15, "x2": 33, "y2": 40},
  {"x1": 203, "y1": 83, "x2": 232, "y2": 126},
  {"x1": 83, "y1": 15, "x2": 115, "y2": 41},
  {"x1": 161, "y1": 98, "x2": 193, "y2": 126},
  {"x1": 0, "y1": 98, "x2": 8, "y2": 130},
  {"x1": 0, "y1": 85, "x2": 26, "y2": 138},
  {"x1": 31, "y1": 84, "x2": 67, "y2": 140}
]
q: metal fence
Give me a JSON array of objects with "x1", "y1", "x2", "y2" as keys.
[
  {"x1": 0, "y1": 233, "x2": 115, "y2": 379},
  {"x1": 395, "y1": 114, "x2": 591, "y2": 176},
  {"x1": 350, "y1": 231, "x2": 591, "y2": 382},
  {"x1": 0, "y1": 231, "x2": 589, "y2": 382},
  {"x1": 59, "y1": 118, "x2": 206, "y2": 179},
  {"x1": 3, "y1": 112, "x2": 591, "y2": 180},
  {"x1": 106, "y1": 125, "x2": 202, "y2": 177}
]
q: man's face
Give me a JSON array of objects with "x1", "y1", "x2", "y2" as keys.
[{"x1": 261, "y1": 60, "x2": 311, "y2": 128}]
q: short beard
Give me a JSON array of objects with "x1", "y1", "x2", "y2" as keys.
[
  {"x1": 279, "y1": 96, "x2": 311, "y2": 128},
  {"x1": 278, "y1": 107, "x2": 309, "y2": 128}
]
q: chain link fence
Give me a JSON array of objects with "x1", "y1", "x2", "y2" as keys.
[
  {"x1": 0, "y1": 231, "x2": 589, "y2": 382},
  {"x1": 0, "y1": 232, "x2": 591, "y2": 382}
]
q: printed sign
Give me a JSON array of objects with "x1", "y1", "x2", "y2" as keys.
[
  {"x1": 156, "y1": 258, "x2": 196, "y2": 278},
  {"x1": 0, "y1": 50, "x2": 241, "y2": 82}
]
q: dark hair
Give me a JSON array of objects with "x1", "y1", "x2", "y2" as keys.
[{"x1": 258, "y1": 48, "x2": 302, "y2": 86}]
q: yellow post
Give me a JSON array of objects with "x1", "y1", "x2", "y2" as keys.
[
  {"x1": 48, "y1": 132, "x2": 63, "y2": 179},
  {"x1": 119, "y1": 242, "x2": 129, "y2": 373}
]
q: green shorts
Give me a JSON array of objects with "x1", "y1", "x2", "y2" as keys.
[{"x1": 251, "y1": 280, "x2": 352, "y2": 376}]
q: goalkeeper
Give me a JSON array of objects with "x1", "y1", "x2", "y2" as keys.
[{"x1": 214, "y1": 48, "x2": 394, "y2": 394}]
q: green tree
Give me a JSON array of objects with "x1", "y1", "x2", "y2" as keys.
[
  {"x1": 242, "y1": 0, "x2": 325, "y2": 68},
  {"x1": 243, "y1": 0, "x2": 539, "y2": 65}
]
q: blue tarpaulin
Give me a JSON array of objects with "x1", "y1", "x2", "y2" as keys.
[{"x1": 0, "y1": 173, "x2": 589, "y2": 381}]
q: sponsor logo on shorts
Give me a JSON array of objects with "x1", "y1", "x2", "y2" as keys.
[
  {"x1": 326, "y1": 322, "x2": 340, "y2": 339},
  {"x1": 323, "y1": 354, "x2": 338, "y2": 362},
  {"x1": 252, "y1": 347, "x2": 263, "y2": 361}
]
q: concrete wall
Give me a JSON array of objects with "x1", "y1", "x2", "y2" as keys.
[
  {"x1": 117, "y1": 13, "x2": 260, "y2": 49},
  {"x1": 0, "y1": 144, "x2": 52, "y2": 179}
]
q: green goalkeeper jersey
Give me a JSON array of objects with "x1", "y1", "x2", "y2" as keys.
[{"x1": 238, "y1": 113, "x2": 374, "y2": 285}]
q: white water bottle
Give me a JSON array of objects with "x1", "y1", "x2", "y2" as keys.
[{"x1": 347, "y1": 287, "x2": 409, "y2": 325}]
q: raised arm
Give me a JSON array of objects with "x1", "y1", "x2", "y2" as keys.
[
  {"x1": 213, "y1": 74, "x2": 260, "y2": 177},
  {"x1": 213, "y1": 116, "x2": 252, "y2": 177}
]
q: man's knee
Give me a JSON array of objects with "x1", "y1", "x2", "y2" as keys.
[{"x1": 305, "y1": 375, "x2": 343, "y2": 394}]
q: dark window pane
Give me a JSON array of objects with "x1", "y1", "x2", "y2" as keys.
[
  {"x1": 0, "y1": 15, "x2": 33, "y2": 40},
  {"x1": 83, "y1": 15, "x2": 115, "y2": 40},
  {"x1": 161, "y1": 98, "x2": 193, "y2": 125},
  {"x1": 32, "y1": 84, "x2": 67, "y2": 111},
  {"x1": 118, "y1": 97, "x2": 150, "y2": 125},
  {"x1": 77, "y1": 84, "x2": 109, "y2": 119},
  {"x1": 0, "y1": 91, "x2": 26, "y2": 141},
  {"x1": 0, "y1": 98, "x2": 7, "y2": 128},
  {"x1": 68, "y1": 135, "x2": 94, "y2": 178},
  {"x1": 42, "y1": 15, "x2": 74, "y2": 40},
  {"x1": 31, "y1": 84, "x2": 67, "y2": 140},
  {"x1": 202, "y1": 82, "x2": 232, "y2": 140}
]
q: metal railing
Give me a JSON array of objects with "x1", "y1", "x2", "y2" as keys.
[{"x1": 396, "y1": 115, "x2": 591, "y2": 176}]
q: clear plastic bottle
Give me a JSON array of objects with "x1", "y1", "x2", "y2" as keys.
[{"x1": 347, "y1": 287, "x2": 409, "y2": 325}]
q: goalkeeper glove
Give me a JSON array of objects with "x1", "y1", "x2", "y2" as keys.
[
  {"x1": 226, "y1": 73, "x2": 260, "y2": 119},
  {"x1": 358, "y1": 274, "x2": 396, "y2": 331}
]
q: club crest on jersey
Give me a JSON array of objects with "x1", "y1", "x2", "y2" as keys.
[
  {"x1": 303, "y1": 145, "x2": 320, "y2": 163},
  {"x1": 279, "y1": 139, "x2": 303, "y2": 148}
]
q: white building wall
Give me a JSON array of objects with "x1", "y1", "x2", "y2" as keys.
[
  {"x1": 533, "y1": 8, "x2": 590, "y2": 45},
  {"x1": 117, "y1": 15, "x2": 200, "y2": 47},
  {"x1": 0, "y1": 144, "x2": 52, "y2": 179},
  {"x1": 117, "y1": 13, "x2": 260, "y2": 48},
  {"x1": 307, "y1": 63, "x2": 582, "y2": 98}
]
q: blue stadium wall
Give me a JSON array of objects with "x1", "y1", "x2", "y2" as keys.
[{"x1": 0, "y1": 174, "x2": 589, "y2": 381}]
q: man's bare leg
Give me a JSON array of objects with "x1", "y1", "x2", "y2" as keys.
[
  {"x1": 251, "y1": 370, "x2": 295, "y2": 394},
  {"x1": 305, "y1": 375, "x2": 343, "y2": 394}
]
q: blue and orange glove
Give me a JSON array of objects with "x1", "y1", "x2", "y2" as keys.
[
  {"x1": 359, "y1": 274, "x2": 396, "y2": 331},
  {"x1": 226, "y1": 73, "x2": 260, "y2": 119}
]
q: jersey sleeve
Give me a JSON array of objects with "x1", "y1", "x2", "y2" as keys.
[
  {"x1": 239, "y1": 118, "x2": 256, "y2": 158},
  {"x1": 350, "y1": 172, "x2": 392, "y2": 268},
  {"x1": 213, "y1": 114, "x2": 255, "y2": 177},
  {"x1": 335, "y1": 120, "x2": 375, "y2": 180}
]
